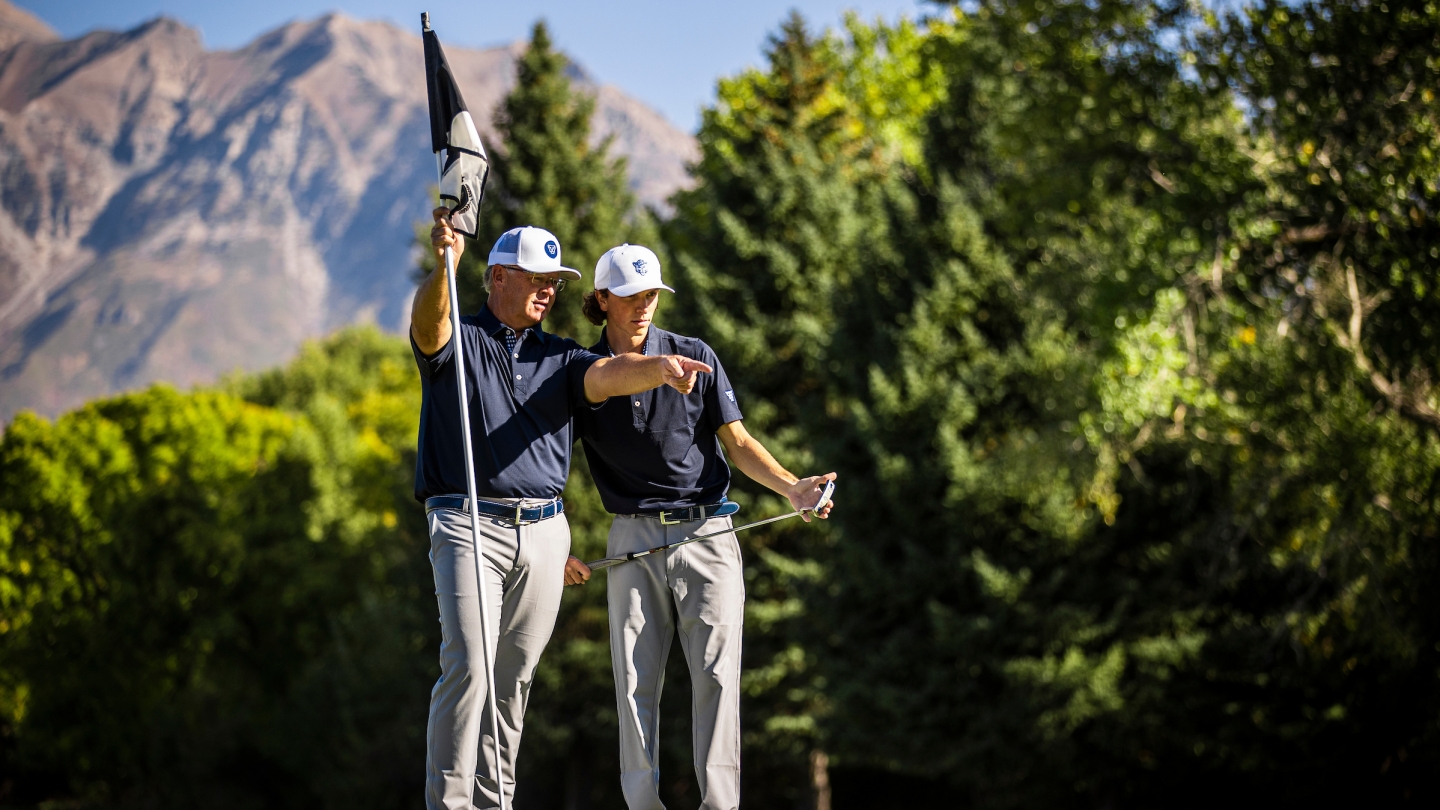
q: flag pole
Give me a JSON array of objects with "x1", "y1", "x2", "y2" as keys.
[{"x1": 423, "y1": 13, "x2": 507, "y2": 810}]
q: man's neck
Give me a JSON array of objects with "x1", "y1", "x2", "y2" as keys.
[
  {"x1": 487, "y1": 299, "x2": 538, "y2": 333},
  {"x1": 606, "y1": 322, "x2": 648, "y2": 355}
]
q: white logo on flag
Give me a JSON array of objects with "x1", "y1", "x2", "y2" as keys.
[{"x1": 438, "y1": 111, "x2": 488, "y2": 237}]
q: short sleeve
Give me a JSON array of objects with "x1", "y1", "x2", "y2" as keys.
[
  {"x1": 411, "y1": 330, "x2": 456, "y2": 379},
  {"x1": 565, "y1": 344, "x2": 604, "y2": 411},
  {"x1": 701, "y1": 344, "x2": 743, "y2": 432}
]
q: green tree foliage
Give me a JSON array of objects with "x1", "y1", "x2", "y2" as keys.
[
  {"x1": 1208, "y1": 0, "x2": 1440, "y2": 427},
  {"x1": 670, "y1": 0, "x2": 1439, "y2": 804},
  {"x1": 0, "y1": 328, "x2": 434, "y2": 809},
  {"x1": 793, "y1": 0, "x2": 1440, "y2": 804}
]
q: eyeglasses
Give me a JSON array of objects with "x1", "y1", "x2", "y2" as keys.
[{"x1": 504, "y1": 266, "x2": 567, "y2": 292}]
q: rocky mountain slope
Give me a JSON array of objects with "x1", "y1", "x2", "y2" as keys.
[{"x1": 0, "y1": 2, "x2": 696, "y2": 420}]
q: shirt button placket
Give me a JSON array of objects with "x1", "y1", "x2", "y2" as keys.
[{"x1": 508, "y1": 330, "x2": 525, "y2": 393}]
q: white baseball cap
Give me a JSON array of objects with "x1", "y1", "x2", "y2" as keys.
[
  {"x1": 487, "y1": 226, "x2": 580, "y2": 279},
  {"x1": 594, "y1": 244, "x2": 674, "y2": 297}
]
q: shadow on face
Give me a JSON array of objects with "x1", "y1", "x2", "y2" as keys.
[
  {"x1": 598, "y1": 289, "x2": 661, "y2": 341},
  {"x1": 490, "y1": 265, "x2": 567, "y2": 328}
]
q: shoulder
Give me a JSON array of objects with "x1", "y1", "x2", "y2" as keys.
[
  {"x1": 541, "y1": 331, "x2": 601, "y2": 363},
  {"x1": 655, "y1": 328, "x2": 718, "y2": 363}
]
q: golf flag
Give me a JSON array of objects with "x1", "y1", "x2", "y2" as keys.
[{"x1": 423, "y1": 18, "x2": 488, "y2": 238}]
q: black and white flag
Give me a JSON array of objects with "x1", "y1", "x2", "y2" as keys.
[{"x1": 423, "y1": 18, "x2": 488, "y2": 238}]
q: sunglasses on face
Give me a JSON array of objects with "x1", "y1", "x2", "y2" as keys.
[{"x1": 504, "y1": 266, "x2": 567, "y2": 292}]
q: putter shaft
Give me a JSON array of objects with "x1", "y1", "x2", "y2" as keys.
[
  {"x1": 586, "y1": 511, "x2": 799, "y2": 570},
  {"x1": 585, "y1": 481, "x2": 835, "y2": 570}
]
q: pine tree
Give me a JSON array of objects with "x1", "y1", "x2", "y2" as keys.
[
  {"x1": 452, "y1": 21, "x2": 635, "y2": 341},
  {"x1": 662, "y1": 13, "x2": 944, "y2": 803}
]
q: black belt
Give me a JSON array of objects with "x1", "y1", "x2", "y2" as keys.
[
  {"x1": 628, "y1": 501, "x2": 739, "y2": 525},
  {"x1": 425, "y1": 495, "x2": 564, "y2": 525}
]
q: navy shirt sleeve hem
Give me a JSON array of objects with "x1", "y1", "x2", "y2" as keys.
[
  {"x1": 568, "y1": 350, "x2": 604, "y2": 409},
  {"x1": 411, "y1": 330, "x2": 455, "y2": 379}
]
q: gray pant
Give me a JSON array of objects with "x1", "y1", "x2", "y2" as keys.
[
  {"x1": 607, "y1": 514, "x2": 745, "y2": 810},
  {"x1": 425, "y1": 506, "x2": 571, "y2": 810}
]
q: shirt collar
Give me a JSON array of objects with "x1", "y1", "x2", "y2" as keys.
[{"x1": 477, "y1": 303, "x2": 544, "y2": 339}]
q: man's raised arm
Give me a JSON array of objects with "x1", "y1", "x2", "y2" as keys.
[
  {"x1": 584, "y1": 354, "x2": 714, "y2": 403},
  {"x1": 411, "y1": 208, "x2": 462, "y2": 355}
]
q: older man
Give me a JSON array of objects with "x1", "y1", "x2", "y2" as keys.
[
  {"x1": 566, "y1": 244, "x2": 835, "y2": 810},
  {"x1": 412, "y1": 213, "x2": 713, "y2": 810}
]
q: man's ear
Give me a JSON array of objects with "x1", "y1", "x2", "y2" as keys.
[{"x1": 597, "y1": 291, "x2": 609, "y2": 313}]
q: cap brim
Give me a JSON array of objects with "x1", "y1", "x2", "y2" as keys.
[
  {"x1": 606, "y1": 280, "x2": 675, "y2": 297},
  {"x1": 515, "y1": 262, "x2": 581, "y2": 279}
]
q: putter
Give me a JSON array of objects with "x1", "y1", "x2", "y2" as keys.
[{"x1": 585, "y1": 480, "x2": 836, "y2": 570}]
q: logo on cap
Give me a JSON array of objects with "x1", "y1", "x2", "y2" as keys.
[
  {"x1": 632, "y1": 258, "x2": 648, "y2": 275},
  {"x1": 544, "y1": 240, "x2": 558, "y2": 259}
]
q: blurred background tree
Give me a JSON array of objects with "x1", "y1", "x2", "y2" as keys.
[
  {"x1": 0, "y1": 329, "x2": 434, "y2": 809},
  {"x1": 3, "y1": 1, "x2": 1439, "y2": 808}
]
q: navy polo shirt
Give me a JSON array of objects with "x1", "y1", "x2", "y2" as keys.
[
  {"x1": 575, "y1": 327, "x2": 743, "y2": 514},
  {"x1": 411, "y1": 306, "x2": 601, "y2": 502}
]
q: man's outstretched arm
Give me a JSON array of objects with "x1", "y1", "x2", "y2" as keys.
[
  {"x1": 718, "y1": 421, "x2": 836, "y2": 522},
  {"x1": 411, "y1": 208, "x2": 462, "y2": 355},
  {"x1": 583, "y1": 353, "x2": 714, "y2": 403}
]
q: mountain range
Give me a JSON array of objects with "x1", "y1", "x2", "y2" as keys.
[{"x1": 0, "y1": 1, "x2": 697, "y2": 420}]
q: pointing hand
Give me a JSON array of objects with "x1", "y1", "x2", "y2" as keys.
[{"x1": 661, "y1": 356, "x2": 713, "y2": 394}]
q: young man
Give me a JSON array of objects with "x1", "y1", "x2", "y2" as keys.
[
  {"x1": 412, "y1": 213, "x2": 713, "y2": 810},
  {"x1": 565, "y1": 244, "x2": 836, "y2": 810}
]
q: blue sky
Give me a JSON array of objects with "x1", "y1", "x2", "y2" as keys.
[{"x1": 17, "y1": 0, "x2": 932, "y2": 131}]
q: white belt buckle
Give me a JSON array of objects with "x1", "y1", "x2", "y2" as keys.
[{"x1": 515, "y1": 502, "x2": 524, "y2": 524}]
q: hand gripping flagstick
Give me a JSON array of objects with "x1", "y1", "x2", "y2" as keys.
[
  {"x1": 585, "y1": 480, "x2": 836, "y2": 570},
  {"x1": 422, "y1": 14, "x2": 507, "y2": 810}
]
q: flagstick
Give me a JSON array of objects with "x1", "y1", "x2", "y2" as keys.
[{"x1": 436, "y1": 151, "x2": 508, "y2": 810}]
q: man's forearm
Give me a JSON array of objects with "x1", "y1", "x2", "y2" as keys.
[
  {"x1": 411, "y1": 266, "x2": 452, "y2": 354},
  {"x1": 719, "y1": 423, "x2": 798, "y2": 496},
  {"x1": 584, "y1": 354, "x2": 666, "y2": 402}
]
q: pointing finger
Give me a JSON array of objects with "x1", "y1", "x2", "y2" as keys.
[{"x1": 680, "y1": 358, "x2": 714, "y2": 374}]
